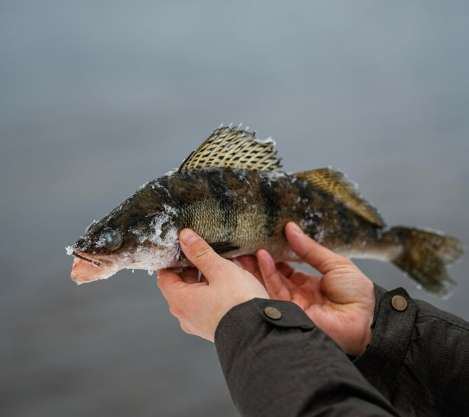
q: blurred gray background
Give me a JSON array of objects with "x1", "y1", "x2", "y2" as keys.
[{"x1": 1, "y1": 1, "x2": 468, "y2": 416}]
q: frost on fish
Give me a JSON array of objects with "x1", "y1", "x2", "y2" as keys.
[
  {"x1": 123, "y1": 205, "x2": 181, "y2": 273},
  {"x1": 67, "y1": 125, "x2": 463, "y2": 294},
  {"x1": 68, "y1": 182, "x2": 184, "y2": 284}
]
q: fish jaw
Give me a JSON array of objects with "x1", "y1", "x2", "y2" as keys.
[{"x1": 68, "y1": 248, "x2": 120, "y2": 284}]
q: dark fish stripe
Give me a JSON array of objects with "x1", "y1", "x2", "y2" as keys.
[
  {"x1": 295, "y1": 174, "x2": 373, "y2": 244},
  {"x1": 204, "y1": 170, "x2": 237, "y2": 239},
  {"x1": 259, "y1": 174, "x2": 282, "y2": 238},
  {"x1": 336, "y1": 203, "x2": 357, "y2": 244},
  {"x1": 294, "y1": 179, "x2": 322, "y2": 239}
]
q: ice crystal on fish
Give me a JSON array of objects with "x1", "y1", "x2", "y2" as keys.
[
  {"x1": 95, "y1": 234, "x2": 106, "y2": 248},
  {"x1": 150, "y1": 215, "x2": 178, "y2": 248},
  {"x1": 256, "y1": 136, "x2": 275, "y2": 145},
  {"x1": 139, "y1": 181, "x2": 149, "y2": 190}
]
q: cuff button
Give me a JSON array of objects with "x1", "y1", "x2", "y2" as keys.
[
  {"x1": 391, "y1": 295, "x2": 408, "y2": 311},
  {"x1": 264, "y1": 306, "x2": 282, "y2": 320}
]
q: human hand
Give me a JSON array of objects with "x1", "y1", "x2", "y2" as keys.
[
  {"x1": 237, "y1": 222, "x2": 375, "y2": 357},
  {"x1": 157, "y1": 229, "x2": 269, "y2": 342}
]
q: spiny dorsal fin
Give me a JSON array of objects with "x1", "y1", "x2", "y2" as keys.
[
  {"x1": 294, "y1": 167, "x2": 385, "y2": 227},
  {"x1": 178, "y1": 126, "x2": 282, "y2": 173}
]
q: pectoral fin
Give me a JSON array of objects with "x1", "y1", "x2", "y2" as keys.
[{"x1": 210, "y1": 242, "x2": 240, "y2": 254}]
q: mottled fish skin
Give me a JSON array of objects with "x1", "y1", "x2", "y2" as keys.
[
  {"x1": 68, "y1": 126, "x2": 463, "y2": 294},
  {"x1": 164, "y1": 169, "x2": 383, "y2": 260},
  {"x1": 71, "y1": 169, "x2": 398, "y2": 276}
]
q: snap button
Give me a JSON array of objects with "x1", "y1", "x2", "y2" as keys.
[
  {"x1": 391, "y1": 295, "x2": 408, "y2": 311},
  {"x1": 264, "y1": 306, "x2": 282, "y2": 320}
]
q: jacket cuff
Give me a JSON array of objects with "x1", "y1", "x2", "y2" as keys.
[
  {"x1": 217, "y1": 298, "x2": 315, "y2": 333},
  {"x1": 354, "y1": 285, "x2": 418, "y2": 397},
  {"x1": 214, "y1": 298, "x2": 315, "y2": 374}
]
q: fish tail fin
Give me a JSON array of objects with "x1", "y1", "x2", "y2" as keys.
[{"x1": 386, "y1": 227, "x2": 464, "y2": 295}]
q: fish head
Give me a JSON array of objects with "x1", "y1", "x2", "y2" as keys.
[
  {"x1": 67, "y1": 181, "x2": 181, "y2": 284},
  {"x1": 68, "y1": 217, "x2": 129, "y2": 284}
]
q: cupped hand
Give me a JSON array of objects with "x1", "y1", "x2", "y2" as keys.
[
  {"x1": 157, "y1": 229, "x2": 269, "y2": 342},
  {"x1": 237, "y1": 222, "x2": 375, "y2": 357}
]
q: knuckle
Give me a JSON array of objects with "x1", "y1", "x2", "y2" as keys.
[
  {"x1": 180, "y1": 322, "x2": 192, "y2": 335},
  {"x1": 300, "y1": 245, "x2": 317, "y2": 263},
  {"x1": 191, "y1": 244, "x2": 214, "y2": 263},
  {"x1": 302, "y1": 246, "x2": 314, "y2": 260},
  {"x1": 168, "y1": 300, "x2": 180, "y2": 317},
  {"x1": 324, "y1": 260, "x2": 345, "y2": 270},
  {"x1": 326, "y1": 259, "x2": 356, "y2": 273}
]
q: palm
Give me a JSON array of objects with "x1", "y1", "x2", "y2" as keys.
[{"x1": 237, "y1": 254, "x2": 375, "y2": 357}]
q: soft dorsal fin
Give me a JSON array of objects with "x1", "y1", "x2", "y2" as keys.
[
  {"x1": 294, "y1": 167, "x2": 385, "y2": 227},
  {"x1": 178, "y1": 126, "x2": 282, "y2": 173}
]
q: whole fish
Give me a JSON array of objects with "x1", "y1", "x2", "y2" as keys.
[{"x1": 67, "y1": 126, "x2": 463, "y2": 294}]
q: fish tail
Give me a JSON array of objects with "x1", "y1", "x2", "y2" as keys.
[{"x1": 385, "y1": 227, "x2": 464, "y2": 295}]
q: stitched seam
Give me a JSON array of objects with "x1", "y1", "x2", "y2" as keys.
[{"x1": 417, "y1": 314, "x2": 469, "y2": 331}]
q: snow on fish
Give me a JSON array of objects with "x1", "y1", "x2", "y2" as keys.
[{"x1": 67, "y1": 126, "x2": 463, "y2": 294}]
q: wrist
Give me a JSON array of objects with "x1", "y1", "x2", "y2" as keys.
[{"x1": 355, "y1": 326, "x2": 372, "y2": 357}]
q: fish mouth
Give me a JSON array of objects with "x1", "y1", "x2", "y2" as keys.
[
  {"x1": 72, "y1": 251, "x2": 102, "y2": 267},
  {"x1": 71, "y1": 249, "x2": 118, "y2": 268},
  {"x1": 69, "y1": 249, "x2": 120, "y2": 284}
]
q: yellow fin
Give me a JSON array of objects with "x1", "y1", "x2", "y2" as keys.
[
  {"x1": 179, "y1": 126, "x2": 281, "y2": 173},
  {"x1": 294, "y1": 167, "x2": 385, "y2": 227}
]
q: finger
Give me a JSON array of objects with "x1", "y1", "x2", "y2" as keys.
[
  {"x1": 275, "y1": 262, "x2": 298, "y2": 291},
  {"x1": 180, "y1": 268, "x2": 199, "y2": 284},
  {"x1": 179, "y1": 229, "x2": 236, "y2": 281},
  {"x1": 276, "y1": 261, "x2": 320, "y2": 289},
  {"x1": 157, "y1": 269, "x2": 188, "y2": 300},
  {"x1": 276, "y1": 262, "x2": 295, "y2": 279},
  {"x1": 285, "y1": 222, "x2": 353, "y2": 275},
  {"x1": 236, "y1": 255, "x2": 264, "y2": 285},
  {"x1": 289, "y1": 269, "x2": 320, "y2": 287},
  {"x1": 257, "y1": 250, "x2": 291, "y2": 301},
  {"x1": 199, "y1": 273, "x2": 208, "y2": 284}
]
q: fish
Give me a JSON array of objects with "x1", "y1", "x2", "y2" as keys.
[{"x1": 67, "y1": 126, "x2": 464, "y2": 294}]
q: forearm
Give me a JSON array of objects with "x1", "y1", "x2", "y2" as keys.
[
  {"x1": 355, "y1": 285, "x2": 469, "y2": 416},
  {"x1": 215, "y1": 298, "x2": 398, "y2": 417}
]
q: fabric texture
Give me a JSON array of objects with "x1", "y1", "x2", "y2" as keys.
[
  {"x1": 215, "y1": 298, "x2": 399, "y2": 417},
  {"x1": 215, "y1": 287, "x2": 469, "y2": 417},
  {"x1": 355, "y1": 285, "x2": 469, "y2": 416}
]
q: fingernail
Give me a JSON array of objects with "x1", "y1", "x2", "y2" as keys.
[
  {"x1": 179, "y1": 229, "x2": 199, "y2": 246},
  {"x1": 288, "y1": 222, "x2": 303, "y2": 236}
]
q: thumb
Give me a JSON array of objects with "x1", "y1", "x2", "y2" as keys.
[
  {"x1": 157, "y1": 269, "x2": 187, "y2": 301},
  {"x1": 285, "y1": 222, "x2": 353, "y2": 275},
  {"x1": 179, "y1": 229, "x2": 235, "y2": 281}
]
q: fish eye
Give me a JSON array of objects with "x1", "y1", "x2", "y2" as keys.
[{"x1": 101, "y1": 229, "x2": 123, "y2": 251}]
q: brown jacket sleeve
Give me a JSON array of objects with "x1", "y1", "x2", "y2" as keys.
[
  {"x1": 355, "y1": 286, "x2": 469, "y2": 416},
  {"x1": 215, "y1": 298, "x2": 399, "y2": 417}
]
